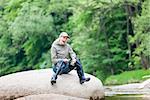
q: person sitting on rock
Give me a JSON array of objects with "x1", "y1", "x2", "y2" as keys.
[{"x1": 50, "y1": 32, "x2": 90, "y2": 85}]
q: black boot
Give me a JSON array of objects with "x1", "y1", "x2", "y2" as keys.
[
  {"x1": 80, "y1": 77, "x2": 90, "y2": 84},
  {"x1": 51, "y1": 74, "x2": 57, "y2": 85}
]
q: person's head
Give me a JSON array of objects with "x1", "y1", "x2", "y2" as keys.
[{"x1": 59, "y1": 32, "x2": 69, "y2": 45}]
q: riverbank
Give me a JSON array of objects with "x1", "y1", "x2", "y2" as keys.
[
  {"x1": 105, "y1": 70, "x2": 150, "y2": 85},
  {"x1": 105, "y1": 83, "x2": 150, "y2": 96},
  {"x1": 104, "y1": 80, "x2": 150, "y2": 100}
]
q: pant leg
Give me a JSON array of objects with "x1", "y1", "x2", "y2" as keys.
[
  {"x1": 53, "y1": 61, "x2": 64, "y2": 75},
  {"x1": 52, "y1": 59, "x2": 85, "y2": 80},
  {"x1": 59, "y1": 62, "x2": 70, "y2": 74},
  {"x1": 52, "y1": 61, "x2": 64, "y2": 80},
  {"x1": 74, "y1": 58, "x2": 85, "y2": 80},
  {"x1": 51, "y1": 61, "x2": 72, "y2": 83},
  {"x1": 53, "y1": 61, "x2": 70, "y2": 75}
]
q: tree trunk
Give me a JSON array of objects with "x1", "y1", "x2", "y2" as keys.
[
  {"x1": 99, "y1": 15, "x2": 114, "y2": 75},
  {"x1": 141, "y1": 54, "x2": 149, "y2": 69},
  {"x1": 124, "y1": 2, "x2": 132, "y2": 60},
  {"x1": 103, "y1": 20, "x2": 114, "y2": 75}
]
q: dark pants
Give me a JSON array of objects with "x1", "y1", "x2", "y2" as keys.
[{"x1": 52, "y1": 58, "x2": 85, "y2": 80}]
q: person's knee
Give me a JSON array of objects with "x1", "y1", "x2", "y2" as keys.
[
  {"x1": 53, "y1": 67, "x2": 57, "y2": 73},
  {"x1": 56, "y1": 60, "x2": 64, "y2": 67},
  {"x1": 52, "y1": 61, "x2": 63, "y2": 72}
]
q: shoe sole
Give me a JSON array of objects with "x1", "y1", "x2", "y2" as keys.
[
  {"x1": 80, "y1": 78, "x2": 90, "y2": 84},
  {"x1": 51, "y1": 80, "x2": 56, "y2": 85}
]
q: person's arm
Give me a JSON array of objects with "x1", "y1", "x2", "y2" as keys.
[{"x1": 68, "y1": 45, "x2": 76, "y2": 61}]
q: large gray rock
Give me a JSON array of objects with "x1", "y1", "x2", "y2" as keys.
[
  {"x1": 0, "y1": 69, "x2": 104, "y2": 100},
  {"x1": 16, "y1": 94, "x2": 88, "y2": 100}
]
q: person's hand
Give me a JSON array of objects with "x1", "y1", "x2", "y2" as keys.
[
  {"x1": 71, "y1": 59, "x2": 76, "y2": 66},
  {"x1": 72, "y1": 59, "x2": 76, "y2": 63},
  {"x1": 63, "y1": 59, "x2": 69, "y2": 63}
]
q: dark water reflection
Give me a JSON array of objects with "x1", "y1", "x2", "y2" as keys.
[{"x1": 104, "y1": 95, "x2": 150, "y2": 100}]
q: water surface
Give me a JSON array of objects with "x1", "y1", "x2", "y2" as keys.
[{"x1": 105, "y1": 94, "x2": 150, "y2": 100}]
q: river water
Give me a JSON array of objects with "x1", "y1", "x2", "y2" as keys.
[{"x1": 105, "y1": 95, "x2": 150, "y2": 100}]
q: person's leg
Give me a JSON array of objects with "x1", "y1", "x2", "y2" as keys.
[
  {"x1": 58, "y1": 62, "x2": 70, "y2": 74},
  {"x1": 74, "y1": 58, "x2": 90, "y2": 84},
  {"x1": 51, "y1": 61, "x2": 65, "y2": 85},
  {"x1": 51, "y1": 61, "x2": 70, "y2": 85},
  {"x1": 51, "y1": 59, "x2": 90, "y2": 85}
]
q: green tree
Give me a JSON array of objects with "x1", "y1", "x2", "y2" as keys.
[
  {"x1": 130, "y1": 0, "x2": 150, "y2": 69},
  {"x1": 0, "y1": 0, "x2": 76, "y2": 76},
  {"x1": 67, "y1": 0, "x2": 141, "y2": 80}
]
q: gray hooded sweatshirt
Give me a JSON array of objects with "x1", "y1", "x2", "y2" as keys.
[{"x1": 51, "y1": 38, "x2": 76, "y2": 65}]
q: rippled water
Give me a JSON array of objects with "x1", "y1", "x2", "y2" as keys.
[{"x1": 104, "y1": 95, "x2": 150, "y2": 100}]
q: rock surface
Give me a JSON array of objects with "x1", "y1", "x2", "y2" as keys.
[
  {"x1": 0, "y1": 69, "x2": 104, "y2": 100},
  {"x1": 140, "y1": 79, "x2": 150, "y2": 89},
  {"x1": 15, "y1": 94, "x2": 88, "y2": 100}
]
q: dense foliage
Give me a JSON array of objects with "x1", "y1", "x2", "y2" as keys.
[{"x1": 0, "y1": 0, "x2": 150, "y2": 81}]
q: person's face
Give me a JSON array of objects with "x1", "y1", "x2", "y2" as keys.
[{"x1": 60, "y1": 36, "x2": 69, "y2": 44}]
